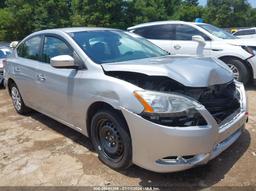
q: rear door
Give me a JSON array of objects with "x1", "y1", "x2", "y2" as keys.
[{"x1": 10, "y1": 35, "x2": 43, "y2": 108}]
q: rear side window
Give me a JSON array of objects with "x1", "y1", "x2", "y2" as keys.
[
  {"x1": 133, "y1": 24, "x2": 175, "y2": 40},
  {"x1": 42, "y1": 36, "x2": 73, "y2": 63},
  {"x1": 176, "y1": 24, "x2": 211, "y2": 41},
  {"x1": 17, "y1": 36, "x2": 42, "y2": 61},
  {"x1": 234, "y1": 29, "x2": 255, "y2": 36}
]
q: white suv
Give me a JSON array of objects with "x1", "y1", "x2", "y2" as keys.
[
  {"x1": 128, "y1": 21, "x2": 256, "y2": 84},
  {"x1": 233, "y1": 28, "x2": 256, "y2": 39}
]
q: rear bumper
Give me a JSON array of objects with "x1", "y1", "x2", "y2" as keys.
[{"x1": 121, "y1": 82, "x2": 247, "y2": 173}]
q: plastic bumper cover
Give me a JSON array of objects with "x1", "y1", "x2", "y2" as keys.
[
  {"x1": 121, "y1": 82, "x2": 247, "y2": 173},
  {"x1": 247, "y1": 55, "x2": 256, "y2": 80}
]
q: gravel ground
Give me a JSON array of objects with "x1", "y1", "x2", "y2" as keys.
[{"x1": 0, "y1": 85, "x2": 255, "y2": 189}]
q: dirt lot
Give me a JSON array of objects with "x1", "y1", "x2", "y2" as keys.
[{"x1": 0, "y1": 85, "x2": 255, "y2": 188}]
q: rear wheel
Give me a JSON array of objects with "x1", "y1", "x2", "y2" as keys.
[
  {"x1": 10, "y1": 83, "x2": 31, "y2": 114},
  {"x1": 221, "y1": 57, "x2": 249, "y2": 84},
  {"x1": 90, "y1": 109, "x2": 132, "y2": 170}
]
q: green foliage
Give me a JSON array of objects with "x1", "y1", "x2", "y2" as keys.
[
  {"x1": 70, "y1": 0, "x2": 130, "y2": 28},
  {"x1": 204, "y1": 0, "x2": 252, "y2": 27},
  {"x1": 173, "y1": 4, "x2": 204, "y2": 21},
  {"x1": 0, "y1": 8, "x2": 11, "y2": 41},
  {"x1": 0, "y1": 0, "x2": 255, "y2": 41},
  {"x1": 132, "y1": 0, "x2": 167, "y2": 24},
  {"x1": 183, "y1": 0, "x2": 199, "y2": 6}
]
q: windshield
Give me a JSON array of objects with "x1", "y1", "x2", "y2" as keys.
[
  {"x1": 197, "y1": 24, "x2": 237, "y2": 39},
  {"x1": 69, "y1": 30, "x2": 168, "y2": 64}
]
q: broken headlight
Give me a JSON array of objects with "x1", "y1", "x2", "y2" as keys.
[
  {"x1": 134, "y1": 90, "x2": 206, "y2": 127},
  {"x1": 134, "y1": 90, "x2": 201, "y2": 114}
]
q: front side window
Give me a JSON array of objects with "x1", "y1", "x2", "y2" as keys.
[
  {"x1": 70, "y1": 30, "x2": 168, "y2": 64},
  {"x1": 176, "y1": 24, "x2": 211, "y2": 41},
  {"x1": 42, "y1": 36, "x2": 73, "y2": 63},
  {"x1": 134, "y1": 25, "x2": 175, "y2": 40},
  {"x1": 17, "y1": 36, "x2": 42, "y2": 61},
  {"x1": 197, "y1": 24, "x2": 237, "y2": 39}
]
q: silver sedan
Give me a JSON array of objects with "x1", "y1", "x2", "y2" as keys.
[{"x1": 4, "y1": 28, "x2": 248, "y2": 173}]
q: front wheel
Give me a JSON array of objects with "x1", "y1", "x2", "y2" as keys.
[
  {"x1": 90, "y1": 109, "x2": 132, "y2": 170},
  {"x1": 222, "y1": 58, "x2": 249, "y2": 84}
]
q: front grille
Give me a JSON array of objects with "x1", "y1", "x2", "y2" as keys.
[
  {"x1": 170, "y1": 81, "x2": 240, "y2": 124},
  {"x1": 190, "y1": 81, "x2": 240, "y2": 124}
]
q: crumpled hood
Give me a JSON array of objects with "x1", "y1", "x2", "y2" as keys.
[
  {"x1": 224, "y1": 38, "x2": 256, "y2": 46},
  {"x1": 102, "y1": 56, "x2": 233, "y2": 87}
]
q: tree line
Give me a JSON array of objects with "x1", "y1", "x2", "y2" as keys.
[{"x1": 0, "y1": 0, "x2": 256, "y2": 41}]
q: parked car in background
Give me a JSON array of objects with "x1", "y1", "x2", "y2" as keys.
[
  {"x1": 0, "y1": 47, "x2": 11, "y2": 86},
  {"x1": 4, "y1": 28, "x2": 247, "y2": 173},
  {"x1": 233, "y1": 28, "x2": 256, "y2": 39},
  {"x1": 128, "y1": 21, "x2": 256, "y2": 85}
]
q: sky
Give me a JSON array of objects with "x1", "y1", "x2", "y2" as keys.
[{"x1": 199, "y1": 0, "x2": 256, "y2": 8}]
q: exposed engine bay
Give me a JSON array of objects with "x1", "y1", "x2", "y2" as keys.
[{"x1": 106, "y1": 71, "x2": 240, "y2": 126}]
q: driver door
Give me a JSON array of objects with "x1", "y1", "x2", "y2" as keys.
[
  {"x1": 35, "y1": 35, "x2": 80, "y2": 123},
  {"x1": 171, "y1": 24, "x2": 212, "y2": 56}
]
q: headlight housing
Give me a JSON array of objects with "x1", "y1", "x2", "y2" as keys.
[
  {"x1": 242, "y1": 46, "x2": 256, "y2": 56},
  {"x1": 134, "y1": 90, "x2": 201, "y2": 114}
]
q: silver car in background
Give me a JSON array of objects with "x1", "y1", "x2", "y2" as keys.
[
  {"x1": 4, "y1": 28, "x2": 248, "y2": 173},
  {"x1": 0, "y1": 47, "x2": 11, "y2": 86}
]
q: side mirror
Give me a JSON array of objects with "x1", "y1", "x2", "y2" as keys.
[
  {"x1": 10, "y1": 41, "x2": 19, "y2": 49},
  {"x1": 192, "y1": 35, "x2": 206, "y2": 45},
  {"x1": 50, "y1": 55, "x2": 75, "y2": 68}
]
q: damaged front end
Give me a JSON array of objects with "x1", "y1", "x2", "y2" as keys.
[
  {"x1": 105, "y1": 71, "x2": 242, "y2": 127},
  {"x1": 102, "y1": 56, "x2": 247, "y2": 172}
]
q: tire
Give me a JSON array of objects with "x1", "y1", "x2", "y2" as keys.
[
  {"x1": 90, "y1": 109, "x2": 132, "y2": 170},
  {"x1": 222, "y1": 58, "x2": 249, "y2": 84},
  {"x1": 0, "y1": 79, "x2": 4, "y2": 88},
  {"x1": 10, "y1": 82, "x2": 31, "y2": 114}
]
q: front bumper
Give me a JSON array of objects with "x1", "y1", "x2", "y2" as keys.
[
  {"x1": 0, "y1": 69, "x2": 3, "y2": 85},
  {"x1": 247, "y1": 56, "x2": 256, "y2": 80},
  {"x1": 122, "y1": 82, "x2": 247, "y2": 173}
]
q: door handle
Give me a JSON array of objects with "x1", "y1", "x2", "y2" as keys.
[
  {"x1": 174, "y1": 44, "x2": 181, "y2": 50},
  {"x1": 37, "y1": 74, "x2": 46, "y2": 82}
]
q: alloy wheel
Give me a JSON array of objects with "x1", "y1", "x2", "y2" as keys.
[
  {"x1": 11, "y1": 87, "x2": 22, "y2": 111},
  {"x1": 227, "y1": 63, "x2": 240, "y2": 80}
]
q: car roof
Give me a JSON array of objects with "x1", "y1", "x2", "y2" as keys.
[
  {"x1": 32, "y1": 27, "x2": 121, "y2": 35},
  {"x1": 127, "y1": 21, "x2": 199, "y2": 30}
]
